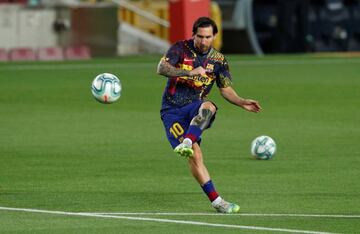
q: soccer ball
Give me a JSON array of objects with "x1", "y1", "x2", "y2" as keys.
[
  {"x1": 251, "y1": 135, "x2": 276, "y2": 160},
  {"x1": 91, "y1": 73, "x2": 121, "y2": 104}
]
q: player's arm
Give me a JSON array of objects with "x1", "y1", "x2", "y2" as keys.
[
  {"x1": 217, "y1": 58, "x2": 261, "y2": 113},
  {"x1": 157, "y1": 59, "x2": 206, "y2": 77},
  {"x1": 219, "y1": 86, "x2": 262, "y2": 113}
]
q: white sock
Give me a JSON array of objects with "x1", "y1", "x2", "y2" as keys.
[
  {"x1": 211, "y1": 196, "x2": 222, "y2": 207},
  {"x1": 183, "y1": 138, "x2": 192, "y2": 147}
]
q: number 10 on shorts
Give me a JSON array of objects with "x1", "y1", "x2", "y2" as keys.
[{"x1": 169, "y1": 122, "x2": 184, "y2": 139}]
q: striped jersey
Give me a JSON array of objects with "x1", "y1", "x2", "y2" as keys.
[{"x1": 160, "y1": 39, "x2": 232, "y2": 111}]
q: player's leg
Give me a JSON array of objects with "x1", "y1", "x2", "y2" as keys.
[
  {"x1": 174, "y1": 101, "x2": 216, "y2": 157},
  {"x1": 188, "y1": 142, "x2": 210, "y2": 184},
  {"x1": 189, "y1": 143, "x2": 240, "y2": 214},
  {"x1": 191, "y1": 101, "x2": 217, "y2": 128},
  {"x1": 186, "y1": 101, "x2": 217, "y2": 142},
  {"x1": 164, "y1": 103, "x2": 239, "y2": 213}
]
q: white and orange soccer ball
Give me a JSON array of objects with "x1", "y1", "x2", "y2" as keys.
[{"x1": 91, "y1": 73, "x2": 121, "y2": 104}]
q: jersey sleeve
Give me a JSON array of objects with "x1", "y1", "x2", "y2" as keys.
[
  {"x1": 216, "y1": 58, "x2": 232, "y2": 88},
  {"x1": 161, "y1": 42, "x2": 183, "y2": 66}
]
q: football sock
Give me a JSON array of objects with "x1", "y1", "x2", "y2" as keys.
[
  {"x1": 184, "y1": 125, "x2": 202, "y2": 143},
  {"x1": 201, "y1": 180, "x2": 220, "y2": 202},
  {"x1": 182, "y1": 138, "x2": 192, "y2": 147}
]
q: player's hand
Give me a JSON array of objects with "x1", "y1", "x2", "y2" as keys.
[
  {"x1": 241, "y1": 99, "x2": 262, "y2": 113},
  {"x1": 189, "y1": 66, "x2": 206, "y2": 77}
]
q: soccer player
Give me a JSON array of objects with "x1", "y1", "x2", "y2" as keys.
[{"x1": 157, "y1": 17, "x2": 261, "y2": 213}]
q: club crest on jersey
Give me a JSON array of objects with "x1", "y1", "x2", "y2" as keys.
[{"x1": 206, "y1": 63, "x2": 214, "y2": 73}]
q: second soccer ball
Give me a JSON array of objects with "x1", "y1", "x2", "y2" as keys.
[
  {"x1": 251, "y1": 135, "x2": 276, "y2": 160},
  {"x1": 91, "y1": 73, "x2": 121, "y2": 104}
]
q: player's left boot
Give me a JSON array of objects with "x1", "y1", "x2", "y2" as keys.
[
  {"x1": 213, "y1": 199, "x2": 240, "y2": 214},
  {"x1": 174, "y1": 138, "x2": 193, "y2": 158}
]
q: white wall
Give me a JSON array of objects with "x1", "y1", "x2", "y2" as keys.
[{"x1": 0, "y1": 5, "x2": 57, "y2": 49}]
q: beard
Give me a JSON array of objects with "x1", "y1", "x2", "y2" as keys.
[{"x1": 196, "y1": 43, "x2": 210, "y2": 53}]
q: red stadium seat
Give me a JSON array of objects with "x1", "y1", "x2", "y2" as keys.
[
  {"x1": 38, "y1": 47, "x2": 64, "y2": 61},
  {"x1": 65, "y1": 45, "x2": 91, "y2": 60},
  {"x1": 9, "y1": 47, "x2": 37, "y2": 61},
  {"x1": 0, "y1": 48, "x2": 9, "y2": 61}
]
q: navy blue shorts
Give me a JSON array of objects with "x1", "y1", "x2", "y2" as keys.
[{"x1": 160, "y1": 100, "x2": 216, "y2": 149}]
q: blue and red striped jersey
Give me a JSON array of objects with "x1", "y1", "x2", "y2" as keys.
[{"x1": 160, "y1": 39, "x2": 232, "y2": 111}]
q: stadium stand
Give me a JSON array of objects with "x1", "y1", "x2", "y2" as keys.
[
  {"x1": 38, "y1": 47, "x2": 65, "y2": 61},
  {"x1": 64, "y1": 45, "x2": 91, "y2": 60},
  {"x1": 9, "y1": 48, "x2": 37, "y2": 61},
  {"x1": 0, "y1": 0, "x2": 26, "y2": 3},
  {"x1": 117, "y1": 0, "x2": 222, "y2": 50},
  {"x1": 349, "y1": 0, "x2": 360, "y2": 50},
  {"x1": 314, "y1": 0, "x2": 351, "y2": 51},
  {"x1": 0, "y1": 48, "x2": 8, "y2": 61}
]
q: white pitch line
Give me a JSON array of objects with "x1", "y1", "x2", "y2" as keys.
[
  {"x1": 88, "y1": 212, "x2": 360, "y2": 219},
  {"x1": 0, "y1": 206, "x2": 335, "y2": 234}
]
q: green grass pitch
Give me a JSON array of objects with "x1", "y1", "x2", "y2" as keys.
[{"x1": 0, "y1": 55, "x2": 359, "y2": 233}]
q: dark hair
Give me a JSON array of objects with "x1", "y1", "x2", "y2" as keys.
[{"x1": 192, "y1": 17, "x2": 218, "y2": 35}]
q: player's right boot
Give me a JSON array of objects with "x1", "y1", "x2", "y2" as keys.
[
  {"x1": 174, "y1": 138, "x2": 193, "y2": 158},
  {"x1": 213, "y1": 199, "x2": 240, "y2": 214}
]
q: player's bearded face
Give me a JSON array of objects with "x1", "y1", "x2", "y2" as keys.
[{"x1": 193, "y1": 26, "x2": 215, "y2": 53}]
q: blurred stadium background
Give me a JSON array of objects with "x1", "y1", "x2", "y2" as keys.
[{"x1": 0, "y1": 0, "x2": 360, "y2": 61}]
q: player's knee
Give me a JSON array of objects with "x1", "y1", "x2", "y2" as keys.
[
  {"x1": 200, "y1": 108, "x2": 213, "y2": 120},
  {"x1": 191, "y1": 108, "x2": 213, "y2": 129},
  {"x1": 194, "y1": 114, "x2": 205, "y2": 123},
  {"x1": 201, "y1": 101, "x2": 217, "y2": 114}
]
